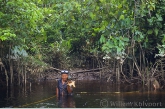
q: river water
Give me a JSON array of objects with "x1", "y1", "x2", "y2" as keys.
[{"x1": 0, "y1": 80, "x2": 164, "y2": 108}]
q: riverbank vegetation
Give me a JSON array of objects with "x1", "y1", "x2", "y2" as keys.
[{"x1": 0, "y1": 0, "x2": 165, "y2": 88}]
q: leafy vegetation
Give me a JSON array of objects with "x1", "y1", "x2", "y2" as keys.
[{"x1": 0, "y1": 0, "x2": 165, "y2": 86}]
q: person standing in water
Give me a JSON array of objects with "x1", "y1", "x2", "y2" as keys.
[{"x1": 56, "y1": 70, "x2": 74, "y2": 98}]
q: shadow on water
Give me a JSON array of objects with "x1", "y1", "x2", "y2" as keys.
[{"x1": 0, "y1": 80, "x2": 165, "y2": 108}]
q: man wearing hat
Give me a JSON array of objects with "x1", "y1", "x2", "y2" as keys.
[{"x1": 56, "y1": 70, "x2": 75, "y2": 98}]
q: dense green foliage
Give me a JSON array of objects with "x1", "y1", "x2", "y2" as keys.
[{"x1": 0, "y1": 0, "x2": 165, "y2": 85}]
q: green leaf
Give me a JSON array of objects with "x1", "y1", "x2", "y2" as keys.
[
  {"x1": 161, "y1": 34, "x2": 165, "y2": 44},
  {"x1": 116, "y1": 46, "x2": 122, "y2": 54},
  {"x1": 90, "y1": 12, "x2": 95, "y2": 20},
  {"x1": 154, "y1": 28, "x2": 159, "y2": 36},
  {"x1": 0, "y1": 36, "x2": 7, "y2": 41},
  {"x1": 93, "y1": 28, "x2": 100, "y2": 32},
  {"x1": 156, "y1": 14, "x2": 163, "y2": 21},
  {"x1": 147, "y1": 29, "x2": 153, "y2": 34},
  {"x1": 118, "y1": 4, "x2": 122, "y2": 9},
  {"x1": 119, "y1": 40, "x2": 124, "y2": 47},
  {"x1": 99, "y1": 0, "x2": 105, "y2": 3},
  {"x1": 122, "y1": 37, "x2": 129, "y2": 42},
  {"x1": 100, "y1": 35, "x2": 106, "y2": 43},
  {"x1": 119, "y1": 15, "x2": 125, "y2": 20}
]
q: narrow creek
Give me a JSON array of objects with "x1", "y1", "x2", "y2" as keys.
[{"x1": 0, "y1": 80, "x2": 164, "y2": 108}]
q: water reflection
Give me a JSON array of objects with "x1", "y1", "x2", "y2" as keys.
[
  {"x1": 0, "y1": 80, "x2": 165, "y2": 108},
  {"x1": 57, "y1": 95, "x2": 76, "y2": 108}
]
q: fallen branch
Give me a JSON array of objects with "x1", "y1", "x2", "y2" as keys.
[
  {"x1": 49, "y1": 67, "x2": 61, "y2": 72},
  {"x1": 70, "y1": 67, "x2": 107, "y2": 74},
  {"x1": 48, "y1": 67, "x2": 108, "y2": 74}
]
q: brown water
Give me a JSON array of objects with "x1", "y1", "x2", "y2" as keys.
[{"x1": 0, "y1": 80, "x2": 164, "y2": 108}]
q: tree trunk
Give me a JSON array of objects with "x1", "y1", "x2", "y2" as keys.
[
  {"x1": 0, "y1": 58, "x2": 8, "y2": 87},
  {"x1": 161, "y1": 62, "x2": 164, "y2": 80},
  {"x1": 9, "y1": 44, "x2": 14, "y2": 85},
  {"x1": 10, "y1": 60, "x2": 13, "y2": 85},
  {"x1": 128, "y1": 60, "x2": 133, "y2": 79},
  {"x1": 4, "y1": 67, "x2": 9, "y2": 87},
  {"x1": 22, "y1": 65, "x2": 24, "y2": 85},
  {"x1": 24, "y1": 65, "x2": 26, "y2": 85},
  {"x1": 17, "y1": 61, "x2": 20, "y2": 85},
  {"x1": 18, "y1": 70, "x2": 20, "y2": 85},
  {"x1": 116, "y1": 63, "x2": 120, "y2": 82}
]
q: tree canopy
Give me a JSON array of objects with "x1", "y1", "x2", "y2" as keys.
[{"x1": 0, "y1": 0, "x2": 165, "y2": 85}]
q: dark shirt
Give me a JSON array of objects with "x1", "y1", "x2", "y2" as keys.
[{"x1": 57, "y1": 79, "x2": 68, "y2": 96}]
